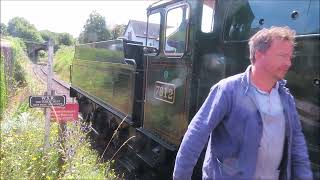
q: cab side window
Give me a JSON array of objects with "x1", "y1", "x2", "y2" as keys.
[
  {"x1": 201, "y1": 0, "x2": 216, "y2": 33},
  {"x1": 147, "y1": 12, "x2": 161, "y2": 50},
  {"x1": 165, "y1": 5, "x2": 189, "y2": 55}
]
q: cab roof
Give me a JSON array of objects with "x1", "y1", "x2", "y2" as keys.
[{"x1": 147, "y1": 0, "x2": 183, "y2": 12}]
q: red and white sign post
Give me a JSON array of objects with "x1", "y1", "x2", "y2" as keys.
[{"x1": 50, "y1": 103, "x2": 79, "y2": 122}]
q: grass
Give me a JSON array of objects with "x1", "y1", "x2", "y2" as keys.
[
  {"x1": 54, "y1": 45, "x2": 74, "y2": 83},
  {"x1": 57, "y1": 121, "x2": 118, "y2": 179},
  {"x1": 1, "y1": 110, "x2": 61, "y2": 179},
  {"x1": 1, "y1": 37, "x2": 120, "y2": 180},
  {"x1": 0, "y1": 53, "x2": 7, "y2": 118}
]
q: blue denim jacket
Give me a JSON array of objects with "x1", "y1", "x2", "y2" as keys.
[{"x1": 173, "y1": 66, "x2": 312, "y2": 180}]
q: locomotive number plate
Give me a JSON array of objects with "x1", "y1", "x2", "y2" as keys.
[{"x1": 154, "y1": 81, "x2": 175, "y2": 104}]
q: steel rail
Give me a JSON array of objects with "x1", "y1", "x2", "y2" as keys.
[{"x1": 39, "y1": 65, "x2": 70, "y2": 90}]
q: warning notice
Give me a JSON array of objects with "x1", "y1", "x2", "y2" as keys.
[
  {"x1": 29, "y1": 95, "x2": 66, "y2": 108},
  {"x1": 50, "y1": 103, "x2": 79, "y2": 122}
]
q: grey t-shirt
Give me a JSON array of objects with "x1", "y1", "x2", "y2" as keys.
[{"x1": 250, "y1": 82, "x2": 286, "y2": 180}]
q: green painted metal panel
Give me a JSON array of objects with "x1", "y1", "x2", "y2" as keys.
[
  {"x1": 72, "y1": 40, "x2": 135, "y2": 116},
  {"x1": 143, "y1": 59, "x2": 191, "y2": 146}
]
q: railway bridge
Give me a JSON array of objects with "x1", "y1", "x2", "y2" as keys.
[{"x1": 24, "y1": 41, "x2": 48, "y2": 62}]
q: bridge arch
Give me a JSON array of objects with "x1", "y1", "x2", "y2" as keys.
[{"x1": 24, "y1": 41, "x2": 48, "y2": 62}]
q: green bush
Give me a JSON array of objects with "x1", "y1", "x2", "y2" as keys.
[
  {"x1": 54, "y1": 46, "x2": 75, "y2": 83},
  {"x1": 59, "y1": 121, "x2": 118, "y2": 179},
  {"x1": 38, "y1": 50, "x2": 48, "y2": 58},
  {"x1": 0, "y1": 110, "x2": 60, "y2": 180},
  {"x1": 10, "y1": 37, "x2": 27, "y2": 86},
  {"x1": 7, "y1": 17, "x2": 44, "y2": 43},
  {"x1": 0, "y1": 37, "x2": 27, "y2": 119},
  {"x1": 0, "y1": 53, "x2": 7, "y2": 119},
  {"x1": 1, "y1": 108, "x2": 119, "y2": 179}
]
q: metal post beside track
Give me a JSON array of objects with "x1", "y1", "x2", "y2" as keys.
[{"x1": 44, "y1": 39, "x2": 54, "y2": 150}]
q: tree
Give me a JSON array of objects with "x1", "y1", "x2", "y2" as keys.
[
  {"x1": 0, "y1": 23, "x2": 8, "y2": 36},
  {"x1": 111, "y1": 24, "x2": 126, "y2": 39},
  {"x1": 40, "y1": 30, "x2": 59, "y2": 44},
  {"x1": 39, "y1": 30, "x2": 60, "y2": 52},
  {"x1": 7, "y1": 17, "x2": 43, "y2": 42},
  {"x1": 78, "y1": 11, "x2": 110, "y2": 43},
  {"x1": 58, "y1": 33, "x2": 74, "y2": 46},
  {"x1": 40, "y1": 30, "x2": 74, "y2": 45}
]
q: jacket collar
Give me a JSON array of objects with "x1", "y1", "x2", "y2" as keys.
[{"x1": 241, "y1": 65, "x2": 287, "y2": 95}]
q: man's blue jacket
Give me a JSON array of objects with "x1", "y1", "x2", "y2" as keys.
[{"x1": 173, "y1": 66, "x2": 312, "y2": 180}]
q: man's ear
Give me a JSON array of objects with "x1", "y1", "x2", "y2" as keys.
[{"x1": 255, "y1": 50, "x2": 264, "y2": 61}]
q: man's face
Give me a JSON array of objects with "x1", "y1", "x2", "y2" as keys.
[{"x1": 255, "y1": 39, "x2": 294, "y2": 81}]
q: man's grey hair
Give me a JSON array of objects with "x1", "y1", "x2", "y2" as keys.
[{"x1": 248, "y1": 26, "x2": 296, "y2": 63}]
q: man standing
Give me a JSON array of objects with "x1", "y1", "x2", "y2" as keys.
[{"x1": 173, "y1": 26, "x2": 312, "y2": 180}]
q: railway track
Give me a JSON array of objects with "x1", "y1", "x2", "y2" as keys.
[
  {"x1": 39, "y1": 65, "x2": 70, "y2": 90},
  {"x1": 32, "y1": 63, "x2": 72, "y2": 101}
]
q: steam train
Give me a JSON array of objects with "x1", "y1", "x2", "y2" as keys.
[{"x1": 70, "y1": 0, "x2": 319, "y2": 179}]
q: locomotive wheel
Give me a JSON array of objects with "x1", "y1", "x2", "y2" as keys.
[
  {"x1": 78, "y1": 97, "x2": 94, "y2": 122},
  {"x1": 90, "y1": 108, "x2": 114, "y2": 153},
  {"x1": 92, "y1": 108, "x2": 111, "y2": 138}
]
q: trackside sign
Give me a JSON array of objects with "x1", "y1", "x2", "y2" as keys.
[
  {"x1": 29, "y1": 95, "x2": 66, "y2": 108},
  {"x1": 50, "y1": 103, "x2": 79, "y2": 122}
]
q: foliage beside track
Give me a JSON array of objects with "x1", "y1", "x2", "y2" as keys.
[
  {"x1": 10, "y1": 37, "x2": 27, "y2": 86},
  {"x1": 0, "y1": 37, "x2": 27, "y2": 120},
  {"x1": 0, "y1": 53, "x2": 6, "y2": 117},
  {"x1": 58, "y1": 122, "x2": 118, "y2": 179},
  {"x1": 0, "y1": 38, "x2": 58, "y2": 179},
  {"x1": 54, "y1": 45, "x2": 74, "y2": 83},
  {"x1": 1, "y1": 38, "x2": 120, "y2": 179}
]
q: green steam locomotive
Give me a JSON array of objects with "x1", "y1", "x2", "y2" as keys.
[{"x1": 70, "y1": 0, "x2": 319, "y2": 179}]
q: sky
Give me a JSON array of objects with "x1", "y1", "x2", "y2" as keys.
[{"x1": 1, "y1": 1, "x2": 156, "y2": 38}]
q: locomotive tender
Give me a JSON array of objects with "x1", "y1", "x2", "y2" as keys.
[{"x1": 70, "y1": 0, "x2": 319, "y2": 179}]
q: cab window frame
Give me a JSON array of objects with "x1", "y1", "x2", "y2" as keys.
[
  {"x1": 201, "y1": 0, "x2": 216, "y2": 33},
  {"x1": 146, "y1": 10, "x2": 162, "y2": 56},
  {"x1": 163, "y1": 2, "x2": 190, "y2": 57}
]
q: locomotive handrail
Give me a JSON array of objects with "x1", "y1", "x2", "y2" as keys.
[
  {"x1": 124, "y1": 58, "x2": 137, "y2": 69},
  {"x1": 125, "y1": 43, "x2": 159, "y2": 54}
]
